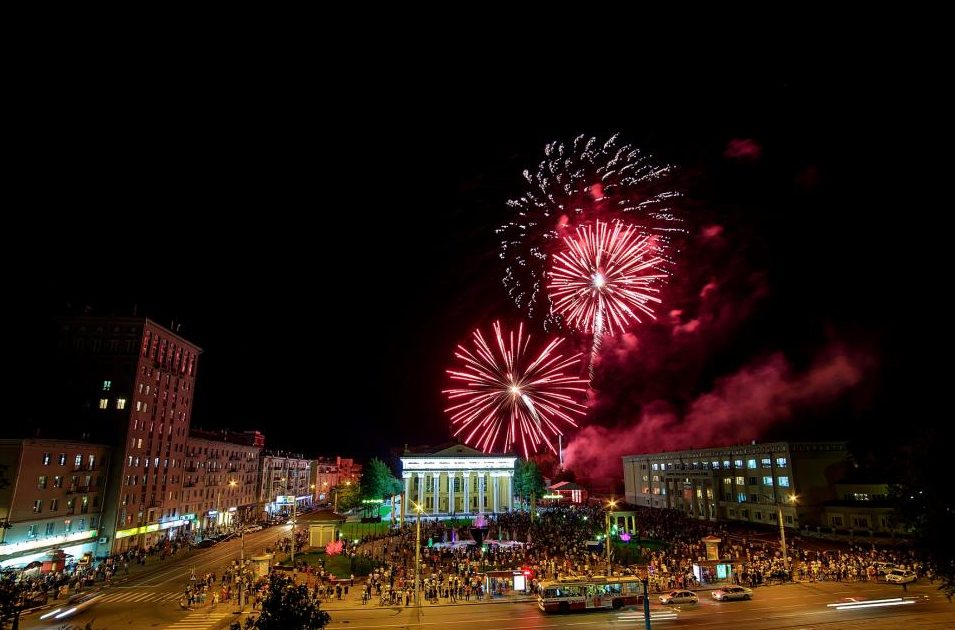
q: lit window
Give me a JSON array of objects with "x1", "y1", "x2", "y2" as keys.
[
  {"x1": 75, "y1": 454, "x2": 82, "y2": 468},
  {"x1": 761, "y1": 458, "x2": 772, "y2": 468},
  {"x1": 50, "y1": 499, "x2": 59, "y2": 511},
  {"x1": 136, "y1": 401, "x2": 142, "y2": 411},
  {"x1": 735, "y1": 476, "x2": 745, "y2": 485},
  {"x1": 33, "y1": 500, "x2": 42, "y2": 513},
  {"x1": 762, "y1": 476, "x2": 774, "y2": 486},
  {"x1": 89, "y1": 455, "x2": 95, "y2": 469},
  {"x1": 38, "y1": 476, "x2": 47, "y2": 489},
  {"x1": 42, "y1": 453, "x2": 51, "y2": 465},
  {"x1": 737, "y1": 493, "x2": 747, "y2": 503},
  {"x1": 776, "y1": 457, "x2": 788, "y2": 468},
  {"x1": 778, "y1": 476, "x2": 790, "y2": 487},
  {"x1": 734, "y1": 459, "x2": 743, "y2": 468},
  {"x1": 59, "y1": 453, "x2": 67, "y2": 465},
  {"x1": 137, "y1": 438, "x2": 143, "y2": 449},
  {"x1": 723, "y1": 460, "x2": 731, "y2": 469},
  {"x1": 53, "y1": 476, "x2": 62, "y2": 488},
  {"x1": 723, "y1": 478, "x2": 732, "y2": 485},
  {"x1": 747, "y1": 459, "x2": 757, "y2": 469},
  {"x1": 116, "y1": 398, "x2": 127, "y2": 410},
  {"x1": 102, "y1": 380, "x2": 112, "y2": 391},
  {"x1": 64, "y1": 519, "x2": 72, "y2": 531},
  {"x1": 99, "y1": 398, "x2": 109, "y2": 410}
]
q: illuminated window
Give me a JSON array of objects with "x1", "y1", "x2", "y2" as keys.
[
  {"x1": 735, "y1": 476, "x2": 745, "y2": 485},
  {"x1": 761, "y1": 458, "x2": 772, "y2": 468},
  {"x1": 734, "y1": 460, "x2": 743, "y2": 468},
  {"x1": 99, "y1": 398, "x2": 109, "y2": 409},
  {"x1": 64, "y1": 519, "x2": 72, "y2": 531},
  {"x1": 38, "y1": 476, "x2": 47, "y2": 489},
  {"x1": 776, "y1": 457, "x2": 788, "y2": 468},
  {"x1": 50, "y1": 499, "x2": 58, "y2": 511},
  {"x1": 737, "y1": 493, "x2": 747, "y2": 503},
  {"x1": 33, "y1": 500, "x2": 42, "y2": 513},
  {"x1": 116, "y1": 398, "x2": 127, "y2": 410},
  {"x1": 53, "y1": 475, "x2": 62, "y2": 488},
  {"x1": 137, "y1": 438, "x2": 143, "y2": 449},
  {"x1": 852, "y1": 493, "x2": 871, "y2": 501},
  {"x1": 777, "y1": 476, "x2": 790, "y2": 487},
  {"x1": 59, "y1": 453, "x2": 67, "y2": 465},
  {"x1": 75, "y1": 454, "x2": 82, "y2": 468},
  {"x1": 747, "y1": 459, "x2": 757, "y2": 469},
  {"x1": 88, "y1": 455, "x2": 95, "y2": 469},
  {"x1": 723, "y1": 460, "x2": 731, "y2": 469},
  {"x1": 136, "y1": 401, "x2": 142, "y2": 411},
  {"x1": 762, "y1": 476, "x2": 773, "y2": 486},
  {"x1": 102, "y1": 380, "x2": 112, "y2": 391},
  {"x1": 27, "y1": 525, "x2": 38, "y2": 537},
  {"x1": 42, "y1": 453, "x2": 51, "y2": 465},
  {"x1": 712, "y1": 461, "x2": 720, "y2": 469},
  {"x1": 723, "y1": 478, "x2": 732, "y2": 485}
]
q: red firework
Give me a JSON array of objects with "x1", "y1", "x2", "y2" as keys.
[
  {"x1": 444, "y1": 321, "x2": 588, "y2": 458},
  {"x1": 549, "y1": 219, "x2": 666, "y2": 336}
]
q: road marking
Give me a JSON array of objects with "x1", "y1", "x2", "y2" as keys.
[{"x1": 165, "y1": 607, "x2": 234, "y2": 629}]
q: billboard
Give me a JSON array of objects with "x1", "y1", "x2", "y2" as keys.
[{"x1": 275, "y1": 495, "x2": 295, "y2": 505}]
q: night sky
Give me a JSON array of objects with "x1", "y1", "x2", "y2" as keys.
[{"x1": 7, "y1": 66, "x2": 942, "y2": 478}]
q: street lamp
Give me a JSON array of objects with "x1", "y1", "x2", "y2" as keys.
[
  {"x1": 777, "y1": 494, "x2": 796, "y2": 574},
  {"x1": 412, "y1": 500, "x2": 424, "y2": 607},
  {"x1": 605, "y1": 497, "x2": 618, "y2": 576}
]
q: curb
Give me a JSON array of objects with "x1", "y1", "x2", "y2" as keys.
[{"x1": 319, "y1": 597, "x2": 537, "y2": 611}]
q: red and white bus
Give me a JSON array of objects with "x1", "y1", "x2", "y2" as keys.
[{"x1": 537, "y1": 576, "x2": 645, "y2": 613}]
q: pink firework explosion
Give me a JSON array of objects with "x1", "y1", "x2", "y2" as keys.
[
  {"x1": 549, "y1": 219, "x2": 667, "y2": 337},
  {"x1": 444, "y1": 321, "x2": 588, "y2": 458}
]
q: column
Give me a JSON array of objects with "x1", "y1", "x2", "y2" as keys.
[
  {"x1": 417, "y1": 473, "x2": 424, "y2": 511},
  {"x1": 449, "y1": 471, "x2": 456, "y2": 515},
  {"x1": 403, "y1": 474, "x2": 411, "y2": 521},
  {"x1": 463, "y1": 472, "x2": 471, "y2": 514},
  {"x1": 433, "y1": 473, "x2": 440, "y2": 515},
  {"x1": 506, "y1": 471, "x2": 513, "y2": 511},
  {"x1": 492, "y1": 474, "x2": 499, "y2": 514},
  {"x1": 478, "y1": 473, "x2": 485, "y2": 514}
]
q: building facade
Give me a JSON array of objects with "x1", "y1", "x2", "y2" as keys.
[
  {"x1": 820, "y1": 481, "x2": 898, "y2": 534},
  {"x1": 182, "y1": 430, "x2": 262, "y2": 535},
  {"x1": 257, "y1": 452, "x2": 312, "y2": 519},
  {"x1": 311, "y1": 456, "x2": 362, "y2": 505},
  {"x1": 0, "y1": 439, "x2": 110, "y2": 569},
  {"x1": 399, "y1": 443, "x2": 516, "y2": 519},
  {"x1": 54, "y1": 317, "x2": 201, "y2": 553},
  {"x1": 622, "y1": 442, "x2": 851, "y2": 530}
]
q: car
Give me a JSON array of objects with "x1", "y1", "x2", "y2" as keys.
[
  {"x1": 244, "y1": 524, "x2": 263, "y2": 533},
  {"x1": 873, "y1": 561, "x2": 897, "y2": 575},
  {"x1": 711, "y1": 585, "x2": 753, "y2": 601},
  {"x1": 884, "y1": 569, "x2": 917, "y2": 584},
  {"x1": 196, "y1": 538, "x2": 218, "y2": 548},
  {"x1": 659, "y1": 590, "x2": 699, "y2": 605},
  {"x1": 39, "y1": 591, "x2": 104, "y2": 621}
]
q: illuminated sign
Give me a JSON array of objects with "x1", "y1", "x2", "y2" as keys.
[
  {"x1": 275, "y1": 495, "x2": 295, "y2": 505},
  {"x1": 361, "y1": 499, "x2": 384, "y2": 504},
  {"x1": 0, "y1": 529, "x2": 98, "y2": 556},
  {"x1": 115, "y1": 518, "x2": 188, "y2": 539},
  {"x1": 542, "y1": 494, "x2": 562, "y2": 499}
]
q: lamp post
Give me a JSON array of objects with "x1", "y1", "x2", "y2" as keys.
[
  {"x1": 289, "y1": 475, "x2": 297, "y2": 566},
  {"x1": 778, "y1": 494, "x2": 796, "y2": 574},
  {"x1": 412, "y1": 500, "x2": 423, "y2": 607},
  {"x1": 605, "y1": 498, "x2": 618, "y2": 576}
]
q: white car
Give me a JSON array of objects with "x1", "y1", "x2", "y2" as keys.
[
  {"x1": 659, "y1": 590, "x2": 699, "y2": 605},
  {"x1": 244, "y1": 524, "x2": 263, "y2": 532},
  {"x1": 711, "y1": 585, "x2": 753, "y2": 601},
  {"x1": 884, "y1": 569, "x2": 917, "y2": 584}
]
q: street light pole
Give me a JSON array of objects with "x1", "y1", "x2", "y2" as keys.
[
  {"x1": 413, "y1": 501, "x2": 423, "y2": 607},
  {"x1": 606, "y1": 498, "x2": 618, "y2": 576},
  {"x1": 289, "y1": 475, "x2": 297, "y2": 566}
]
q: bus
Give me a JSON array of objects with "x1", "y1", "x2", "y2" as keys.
[{"x1": 537, "y1": 576, "x2": 645, "y2": 613}]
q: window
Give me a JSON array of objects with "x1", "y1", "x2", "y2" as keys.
[
  {"x1": 67, "y1": 498, "x2": 75, "y2": 513},
  {"x1": 735, "y1": 476, "x2": 745, "y2": 485},
  {"x1": 852, "y1": 493, "x2": 871, "y2": 501},
  {"x1": 116, "y1": 398, "x2": 127, "y2": 410},
  {"x1": 762, "y1": 476, "x2": 774, "y2": 486},
  {"x1": 737, "y1": 493, "x2": 747, "y2": 503},
  {"x1": 748, "y1": 477, "x2": 757, "y2": 485},
  {"x1": 747, "y1": 459, "x2": 757, "y2": 469},
  {"x1": 851, "y1": 516, "x2": 869, "y2": 528},
  {"x1": 776, "y1": 457, "x2": 788, "y2": 468},
  {"x1": 754, "y1": 511, "x2": 763, "y2": 521},
  {"x1": 45, "y1": 522, "x2": 55, "y2": 536},
  {"x1": 102, "y1": 380, "x2": 112, "y2": 391},
  {"x1": 136, "y1": 401, "x2": 142, "y2": 411},
  {"x1": 50, "y1": 498, "x2": 58, "y2": 511},
  {"x1": 99, "y1": 398, "x2": 109, "y2": 409},
  {"x1": 749, "y1": 494, "x2": 759, "y2": 503},
  {"x1": 27, "y1": 524, "x2": 38, "y2": 537},
  {"x1": 75, "y1": 454, "x2": 82, "y2": 468},
  {"x1": 723, "y1": 477, "x2": 732, "y2": 485},
  {"x1": 761, "y1": 458, "x2": 772, "y2": 468},
  {"x1": 712, "y1": 461, "x2": 720, "y2": 470},
  {"x1": 723, "y1": 460, "x2": 731, "y2": 469},
  {"x1": 831, "y1": 515, "x2": 844, "y2": 527},
  {"x1": 59, "y1": 453, "x2": 67, "y2": 465},
  {"x1": 33, "y1": 500, "x2": 42, "y2": 513},
  {"x1": 53, "y1": 475, "x2": 62, "y2": 488},
  {"x1": 88, "y1": 455, "x2": 95, "y2": 469},
  {"x1": 652, "y1": 463, "x2": 659, "y2": 471},
  {"x1": 64, "y1": 519, "x2": 72, "y2": 532},
  {"x1": 734, "y1": 459, "x2": 743, "y2": 469},
  {"x1": 42, "y1": 453, "x2": 51, "y2": 465},
  {"x1": 38, "y1": 476, "x2": 47, "y2": 489},
  {"x1": 777, "y1": 476, "x2": 790, "y2": 487}
]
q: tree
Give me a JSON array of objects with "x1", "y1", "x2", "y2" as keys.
[
  {"x1": 553, "y1": 468, "x2": 576, "y2": 484},
  {"x1": 890, "y1": 428, "x2": 955, "y2": 600},
  {"x1": 512, "y1": 459, "x2": 545, "y2": 504},
  {"x1": 230, "y1": 573, "x2": 329, "y2": 630},
  {"x1": 334, "y1": 482, "x2": 360, "y2": 513},
  {"x1": 359, "y1": 458, "x2": 402, "y2": 502}
]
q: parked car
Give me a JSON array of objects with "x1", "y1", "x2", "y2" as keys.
[
  {"x1": 659, "y1": 590, "x2": 699, "y2": 605},
  {"x1": 196, "y1": 538, "x2": 218, "y2": 548},
  {"x1": 711, "y1": 585, "x2": 753, "y2": 601},
  {"x1": 244, "y1": 524, "x2": 263, "y2": 533},
  {"x1": 884, "y1": 569, "x2": 917, "y2": 584}
]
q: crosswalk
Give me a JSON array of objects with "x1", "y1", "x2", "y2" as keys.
[
  {"x1": 96, "y1": 589, "x2": 183, "y2": 604},
  {"x1": 165, "y1": 607, "x2": 236, "y2": 629}
]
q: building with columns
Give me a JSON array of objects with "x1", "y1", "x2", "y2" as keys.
[{"x1": 399, "y1": 443, "x2": 516, "y2": 520}]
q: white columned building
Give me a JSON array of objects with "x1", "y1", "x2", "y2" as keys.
[{"x1": 400, "y1": 443, "x2": 516, "y2": 519}]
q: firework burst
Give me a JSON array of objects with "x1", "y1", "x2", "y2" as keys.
[
  {"x1": 549, "y1": 220, "x2": 667, "y2": 374},
  {"x1": 498, "y1": 133, "x2": 680, "y2": 325},
  {"x1": 444, "y1": 321, "x2": 588, "y2": 458}
]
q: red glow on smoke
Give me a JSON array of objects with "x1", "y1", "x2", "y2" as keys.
[
  {"x1": 564, "y1": 349, "x2": 864, "y2": 480},
  {"x1": 590, "y1": 183, "x2": 604, "y2": 200},
  {"x1": 724, "y1": 138, "x2": 762, "y2": 160},
  {"x1": 702, "y1": 225, "x2": 724, "y2": 240}
]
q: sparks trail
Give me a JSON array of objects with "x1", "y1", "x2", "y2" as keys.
[
  {"x1": 443, "y1": 321, "x2": 588, "y2": 458},
  {"x1": 498, "y1": 133, "x2": 681, "y2": 326}
]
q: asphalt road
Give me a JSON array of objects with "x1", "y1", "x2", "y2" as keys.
[{"x1": 20, "y1": 523, "x2": 293, "y2": 630}]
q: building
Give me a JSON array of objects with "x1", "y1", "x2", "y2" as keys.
[
  {"x1": 399, "y1": 442, "x2": 516, "y2": 519},
  {"x1": 258, "y1": 452, "x2": 312, "y2": 520},
  {"x1": 182, "y1": 429, "x2": 263, "y2": 535},
  {"x1": 546, "y1": 481, "x2": 588, "y2": 504},
  {"x1": 51, "y1": 317, "x2": 201, "y2": 553},
  {"x1": 622, "y1": 441, "x2": 852, "y2": 530},
  {"x1": 820, "y1": 478, "x2": 899, "y2": 535},
  {"x1": 0, "y1": 439, "x2": 110, "y2": 569},
  {"x1": 311, "y1": 456, "x2": 362, "y2": 505}
]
